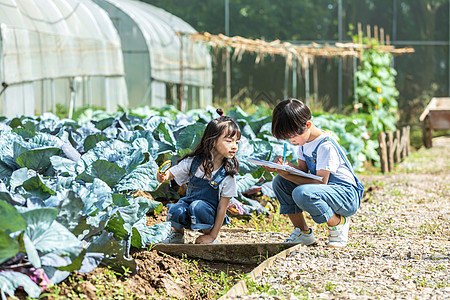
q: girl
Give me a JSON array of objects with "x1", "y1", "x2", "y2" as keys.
[
  {"x1": 264, "y1": 99, "x2": 364, "y2": 247},
  {"x1": 157, "y1": 108, "x2": 240, "y2": 244}
]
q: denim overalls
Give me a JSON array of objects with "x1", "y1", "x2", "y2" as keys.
[
  {"x1": 272, "y1": 136, "x2": 365, "y2": 224},
  {"x1": 167, "y1": 156, "x2": 231, "y2": 231}
]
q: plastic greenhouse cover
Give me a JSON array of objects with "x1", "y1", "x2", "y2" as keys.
[
  {"x1": 98, "y1": 0, "x2": 212, "y2": 87},
  {"x1": 0, "y1": 0, "x2": 124, "y2": 85}
]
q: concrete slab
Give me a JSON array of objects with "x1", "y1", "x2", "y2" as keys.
[{"x1": 152, "y1": 242, "x2": 300, "y2": 264}]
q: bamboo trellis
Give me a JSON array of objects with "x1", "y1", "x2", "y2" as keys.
[
  {"x1": 188, "y1": 31, "x2": 414, "y2": 67},
  {"x1": 179, "y1": 24, "x2": 415, "y2": 109}
]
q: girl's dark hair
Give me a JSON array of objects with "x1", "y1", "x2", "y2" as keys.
[
  {"x1": 272, "y1": 98, "x2": 311, "y2": 140},
  {"x1": 180, "y1": 108, "x2": 241, "y2": 177}
]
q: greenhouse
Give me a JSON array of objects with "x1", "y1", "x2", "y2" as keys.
[
  {"x1": 0, "y1": 0, "x2": 213, "y2": 118},
  {"x1": 92, "y1": 0, "x2": 213, "y2": 111},
  {"x1": 0, "y1": 0, "x2": 127, "y2": 118}
]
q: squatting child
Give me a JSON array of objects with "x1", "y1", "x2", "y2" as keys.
[
  {"x1": 157, "y1": 109, "x2": 240, "y2": 244},
  {"x1": 264, "y1": 98, "x2": 364, "y2": 247}
]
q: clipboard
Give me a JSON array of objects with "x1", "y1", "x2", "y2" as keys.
[{"x1": 247, "y1": 157, "x2": 323, "y2": 181}]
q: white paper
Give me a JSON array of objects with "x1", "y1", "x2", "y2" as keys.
[{"x1": 247, "y1": 157, "x2": 323, "y2": 181}]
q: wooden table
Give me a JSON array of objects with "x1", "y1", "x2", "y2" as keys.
[{"x1": 419, "y1": 97, "x2": 450, "y2": 148}]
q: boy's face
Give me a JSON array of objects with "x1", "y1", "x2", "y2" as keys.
[
  {"x1": 214, "y1": 131, "x2": 240, "y2": 159},
  {"x1": 288, "y1": 131, "x2": 309, "y2": 146},
  {"x1": 288, "y1": 121, "x2": 312, "y2": 146}
]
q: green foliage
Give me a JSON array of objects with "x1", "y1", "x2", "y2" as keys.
[{"x1": 354, "y1": 38, "x2": 399, "y2": 134}]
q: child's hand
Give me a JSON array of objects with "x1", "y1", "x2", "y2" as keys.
[
  {"x1": 195, "y1": 234, "x2": 216, "y2": 244},
  {"x1": 262, "y1": 155, "x2": 287, "y2": 173},
  {"x1": 273, "y1": 155, "x2": 287, "y2": 165},
  {"x1": 157, "y1": 172, "x2": 169, "y2": 183}
]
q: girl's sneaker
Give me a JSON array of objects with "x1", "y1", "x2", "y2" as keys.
[
  {"x1": 284, "y1": 228, "x2": 315, "y2": 245},
  {"x1": 328, "y1": 217, "x2": 350, "y2": 247},
  {"x1": 162, "y1": 231, "x2": 185, "y2": 244}
]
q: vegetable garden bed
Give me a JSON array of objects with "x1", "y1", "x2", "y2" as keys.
[{"x1": 0, "y1": 105, "x2": 392, "y2": 299}]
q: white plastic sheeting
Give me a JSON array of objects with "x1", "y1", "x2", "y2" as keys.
[
  {"x1": 93, "y1": 0, "x2": 213, "y2": 109},
  {"x1": 0, "y1": 0, "x2": 128, "y2": 117}
]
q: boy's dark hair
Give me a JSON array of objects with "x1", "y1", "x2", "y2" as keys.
[
  {"x1": 180, "y1": 108, "x2": 241, "y2": 178},
  {"x1": 272, "y1": 98, "x2": 311, "y2": 140}
]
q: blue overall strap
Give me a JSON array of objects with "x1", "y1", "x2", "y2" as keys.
[
  {"x1": 324, "y1": 137, "x2": 365, "y2": 198},
  {"x1": 209, "y1": 164, "x2": 226, "y2": 189},
  {"x1": 313, "y1": 137, "x2": 362, "y2": 182},
  {"x1": 315, "y1": 137, "x2": 354, "y2": 174},
  {"x1": 301, "y1": 137, "x2": 334, "y2": 164},
  {"x1": 188, "y1": 156, "x2": 203, "y2": 177},
  {"x1": 311, "y1": 137, "x2": 331, "y2": 164},
  {"x1": 312, "y1": 136, "x2": 356, "y2": 173},
  {"x1": 188, "y1": 156, "x2": 226, "y2": 189}
]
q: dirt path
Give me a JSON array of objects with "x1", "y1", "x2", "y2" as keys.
[{"x1": 230, "y1": 136, "x2": 450, "y2": 299}]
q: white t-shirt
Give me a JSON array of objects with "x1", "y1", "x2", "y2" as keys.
[
  {"x1": 297, "y1": 132, "x2": 356, "y2": 186},
  {"x1": 169, "y1": 157, "x2": 238, "y2": 198}
]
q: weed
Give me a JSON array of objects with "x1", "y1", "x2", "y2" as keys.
[
  {"x1": 325, "y1": 281, "x2": 337, "y2": 292},
  {"x1": 386, "y1": 188, "x2": 404, "y2": 197},
  {"x1": 232, "y1": 203, "x2": 294, "y2": 233},
  {"x1": 41, "y1": 266, "x2": 140, "y2": 299},
  {"x1": 181, "y1": 256, "x2": 247, "y2": 298},
  {"x1": 418, "y1": 220, "x2": 443, "y2": 235},
  {"x1": 371, "y1": 180, "x2": 387, "y2": 187}
]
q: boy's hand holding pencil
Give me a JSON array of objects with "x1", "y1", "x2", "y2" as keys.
[{"x1": 262, "y1": 143, "x2": 290, "y2": 174}]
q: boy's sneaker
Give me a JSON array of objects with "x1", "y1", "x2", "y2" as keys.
[
  {"x1": 328, "y1": 217, "x2": 350, "y2": 248},
  {"x1": 161, "y1": 231, "x2": 185, "y2": 244},
  {"x1": 284, "y1": 228, "x2": 315, "y2": 245}
]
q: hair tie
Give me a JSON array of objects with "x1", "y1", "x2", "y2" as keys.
[{"x1": 216, "y1": 108, "x2": 225, "y2": 117}]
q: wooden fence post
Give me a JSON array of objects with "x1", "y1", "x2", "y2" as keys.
[
  {"x1": 422, "y1": 116, "x2": 433, "y2": 148},
  {"x1": 394, "y1": 129, "x2": 401, "y2": 163},
  {"x1": 378, "y1": 126, "x2": 411, "y2": 173},
  {"x1": 406, "y1": 126, "x2": 411, "y2": 156},
  {"x1": 378, "y1": 132, "x2": 388, "y2": 173},
  {"x1": 401, "y1": 127, "x2": 408, "y2": 159},
  {"x1": 385, "y1": 131, "x2": 394, "y2": 172}
]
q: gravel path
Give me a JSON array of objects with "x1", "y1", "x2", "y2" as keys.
[{"x1": 228, "y1": 136, "x2": 450, "y2": 300}]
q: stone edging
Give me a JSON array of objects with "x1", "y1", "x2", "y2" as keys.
[{"x1": 218, "y1": 244, "x2": 304, "y2": 299}]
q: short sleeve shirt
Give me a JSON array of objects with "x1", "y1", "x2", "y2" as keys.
[
  {"x1": 169, "y1": 157, "x2": 238, "y2": 198},
  {"x1": 297, "y1": 132, "x2": 356, "y2": 186}
]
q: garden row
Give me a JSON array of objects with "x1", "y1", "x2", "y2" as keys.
[{"x1": 0, "y1": 104, "x2": 378, "y2": 298}]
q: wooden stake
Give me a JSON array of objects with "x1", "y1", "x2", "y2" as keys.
[
  {"x1": 394, "y1": 129, "x2": 401, "y2": 163},
  {"x1": 386, "y1": 34, "x2": 390, "y2": 45},
  {"x1": 358, "y1": 22, "x2": 363, "y2": 44},
  {"x1": 380, "y1": 28, "x2": 385, "y2": 45},
  {"x1": 378, "y1": 132, "x2": 388, "y2": 173},
  {"x1": 374, "y1": 25, "x2": 379, "y2": 42},
  {"x1": 367, "y1": 25, "x2": 371, "y2": 40},
  {"x1": 405, "y1": 126, "x2": 411, "y2": 156},
  {"x1": 386, "y1": 131, "x2": 395, "y2": 172}
]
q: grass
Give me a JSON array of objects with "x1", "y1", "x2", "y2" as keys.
[
  {"x1": 180, "y1": 255, "x2": 247, "y2": 298},
  {"x1": 244, "y1": 277, "x2": 309, "y2": 299},
  {"x1": 417, "y1": 219, "x2": 445, "y2": 236},
  {"x1": 41, "y1": 266, "x2": 136, "y2": 299},
  {"x1": 229, "y1": 198, "x2": 294, "y2": 233}
]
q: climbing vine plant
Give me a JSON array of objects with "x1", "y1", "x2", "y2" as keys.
[{"x1": 355, "y1": 40, "x2": 399, "y2": 134}]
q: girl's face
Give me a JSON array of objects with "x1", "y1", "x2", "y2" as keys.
[{"x1": 213, "y1": 131, "x2": 240, "y2": 160}]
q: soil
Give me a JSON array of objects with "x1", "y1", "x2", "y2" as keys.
[{"x1": 37, "y1": 136, "x2": 449, "y2": 300}]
